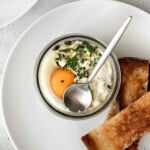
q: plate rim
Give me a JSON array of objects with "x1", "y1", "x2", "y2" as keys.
[{"x1": 0, "y1": 0, "x2": 38, "y2": 28}]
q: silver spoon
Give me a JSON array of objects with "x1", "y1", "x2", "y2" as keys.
[{"x1": 63, "y1": 16, "x2": 132, "y2": 112}]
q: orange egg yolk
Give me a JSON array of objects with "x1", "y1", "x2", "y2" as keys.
[{"x1": 50, "y1": 68, "x2": 75, "y2": 98}]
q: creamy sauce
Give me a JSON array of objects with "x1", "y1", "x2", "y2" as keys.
[{"x1": 38, "y1": 38, "x2": 114, "y2": 114}]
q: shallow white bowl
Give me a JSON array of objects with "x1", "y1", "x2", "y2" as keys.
[{"x1": 1, "y1": 0, "x2": 150, "y2": 150}]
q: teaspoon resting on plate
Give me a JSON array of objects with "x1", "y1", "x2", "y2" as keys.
[{"x1": 63, "y1": 16, "x2": 132, "y2": 112}]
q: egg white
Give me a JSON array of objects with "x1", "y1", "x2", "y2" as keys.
[{"x1": 38, "y1": 48, "x2": 70, "y2": 113}]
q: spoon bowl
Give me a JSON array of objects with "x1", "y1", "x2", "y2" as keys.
[{"x1": 64, "y1": 83, "x2": 92, "y2": 112}]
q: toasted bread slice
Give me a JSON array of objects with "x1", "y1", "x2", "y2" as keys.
[
  {"x1": 82, "y1": 92, "x2": 150, "y2": 150},
  {"x1": 106, "y1": 58, "x2": 149, "y2": 150},
  {"x1": 123, "y1": 58, "x2": 149, "y2": 150},
  {"x1": 126, "y1": 141, "x2": 139, "y2": 150},
  {"x1": 118, "y1": 57, "x2": 149, "y2": 109},
  {"x1": 106, "y1": 57, "x2": 149, "y2": 119}
]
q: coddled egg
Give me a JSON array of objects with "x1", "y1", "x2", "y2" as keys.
[{"x1": 37, "y1": 38, "x2": 114, "y2": 114}]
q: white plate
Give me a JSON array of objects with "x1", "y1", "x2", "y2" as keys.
[
  {"x1": 1, "y1": 0, "x2": 150, "y2": 149},
  {"x1": 0, "y1": 0, "x2": 37, "y2": 28}
]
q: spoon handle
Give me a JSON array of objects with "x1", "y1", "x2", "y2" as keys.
[{"x1": 87, "y1": 16, "x2": 132, "y2": 83}]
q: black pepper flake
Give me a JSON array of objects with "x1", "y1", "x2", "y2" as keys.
[
  {"x1": 56, "y1": 61, "x2": 59, "y2": 66},
  {"x1": 61, "y1": 80, "x2": 64, "y2": 83},
  {"x1": 64, "y1": 40, "x2": 72, "y2": 45},
  {"x1": 107, "y1": 85, "x2": 112, "y2": 89},
  {"x1": 99, "y1": 53, "x2": 102, "y2": 57},
  {"x1": 81, "y1": 59, "x2": 84, "y2": 63},
  {"x1": 54, "y1": 45, "x2": 60, "y2": 50}
]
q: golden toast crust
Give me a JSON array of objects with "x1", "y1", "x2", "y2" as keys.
[
  {"x1": 118, "y1": 58, "x2": 149, "y2": 109},
  {"x1": 106, "y1": 58, "x2": 149, "y2": 120},
  {"x1": 106, "y1": 58, "x2": 149, "y2": 150},
  {"x1": 82, "y1": 92, "x2": 150, "y2": 150}
]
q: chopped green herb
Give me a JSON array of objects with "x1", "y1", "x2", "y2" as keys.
[
  {"x1": 55, "y1": 39, "x2": 103, "y2": 80},
  {"x1": 76, "y1": 45, "x2": 85, "y2": 56},
  {"x1": 64, "y1": 54, "x2": 78, "y2": 70},
  {"x1": 82, "y1": 41, "x2": 95, "y2": 53},
  {"x1": 55, "y1": 57, "x2": 59, "y2": 61}
]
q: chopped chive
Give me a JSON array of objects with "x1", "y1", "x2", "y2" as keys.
[{"x1": 82, "y1": 41, "x2": 95, "y2": 53}]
